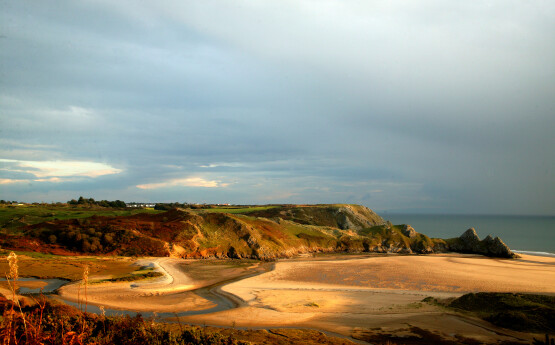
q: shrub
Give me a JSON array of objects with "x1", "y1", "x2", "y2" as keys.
[
  {"x1": 48, "y1": 234, "x2": 57, "y2": 244},
  {"x1": 81, "y1": 239, "x2": 91, "y2": 252},
  {"x1": 449, "y1": 292, "x2": 555, "y2": 333}
]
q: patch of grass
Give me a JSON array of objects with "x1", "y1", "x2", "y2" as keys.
[
  {"x1": 202, "y1": 206, "x2": 279, "y2": 214},
  {"x1": 449, "y1": 292, "x2": 555, "y2": 333},
  {"x1": 101, "y1": 271, "x2": 163, "y2": 283},
  {"x1": 187, "y1": 259, "x2": 259, "y2": 267},
  {"x1": 352, "y1": 325, "x2": 486, "y2": 345},
  {"x1": 404, "y1": 302, "x2": 423, "y2": 309},
  {"x1": 0, "y1": 255, "x2": 135, "y2": 281},
  {"x1": 0, "y1": 205, "x2": 163, "y2": 232},
  {"x1": 2, "y1": 250, "x2": 60, "y2": 259},
  {"x1": 421, "y1": 296, "x2": 450, "y2": 307}
]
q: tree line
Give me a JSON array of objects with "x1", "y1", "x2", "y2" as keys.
[{"x1": 67, "y1": 196, "x2": 126, "y2": 208}]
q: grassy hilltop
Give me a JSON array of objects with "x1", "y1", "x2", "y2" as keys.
[{"x1": 0, "y1": 203, "x2": 514, "y2": 259}]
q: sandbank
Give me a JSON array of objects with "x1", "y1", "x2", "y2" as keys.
[{"x1": 58, "y1": 257, "x2": 215, "y2": 313}]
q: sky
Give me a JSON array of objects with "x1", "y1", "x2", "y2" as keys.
[{"x1": 1, "y1": 0, "x2": 554, "y2": 215}]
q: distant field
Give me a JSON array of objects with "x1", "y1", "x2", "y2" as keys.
[
  {"x1": 201, "y1": 206, "x2": 279, "y2": 214},
  {"x1": 0, "y1": 205, "x2": 163, "y2": 232},
  {"x1": 0, "y1": 252, "x2": 135, "y2": 281}
]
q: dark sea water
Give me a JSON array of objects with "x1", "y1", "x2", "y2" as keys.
[{"x1": 383, "y1": 214, "x2": 555, "y2": 254}]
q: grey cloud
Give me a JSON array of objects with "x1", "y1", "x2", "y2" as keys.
[{"x1": 1, "y1": 1, "x2": 553, "y2": 214}]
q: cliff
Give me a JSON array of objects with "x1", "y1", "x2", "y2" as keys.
[{"x1": 245, "y1": 204, "x2": 385, "y2": 230}]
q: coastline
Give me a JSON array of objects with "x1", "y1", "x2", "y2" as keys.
[
  {"x1": 385, "y1": 213, "x2": 555, "y2": 254},
  {"x1": 513, "y1": 250, "x2": 555, "y2": 257}
]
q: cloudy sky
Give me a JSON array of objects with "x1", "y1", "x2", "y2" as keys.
[{"x1": 1, "y1": 1, "x2": 553, "y2": 215}]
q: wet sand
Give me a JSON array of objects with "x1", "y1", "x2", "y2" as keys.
[
  {"x1": 57, "y1": 258, "x2": 266, "y2": 313},
  {"x1": 58, "y1": 258, "x2": 216, "y2": 313}
]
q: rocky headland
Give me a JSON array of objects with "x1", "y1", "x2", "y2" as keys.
[
  {"x1": 1, "y1": 204, "x2": 517, "y2": 259},
  {"x1": 446, "y1": 228, "x2": 517, "y2": 258}
]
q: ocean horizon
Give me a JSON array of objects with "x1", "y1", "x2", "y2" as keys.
[{"x1": 383, "y1": 213, "x2": 555, "y2": 255}]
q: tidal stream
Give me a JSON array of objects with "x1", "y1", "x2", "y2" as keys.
[{"x1": 11, "y1": 262, "x2": 272, "y2": 319}]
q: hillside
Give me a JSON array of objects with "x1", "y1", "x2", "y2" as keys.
[
  {"x1": 0, "y1": 204, "x2": 516, "y2": 259},
  {"x1": 243, "y1": 204, "x2": 385, "y2": 230}
]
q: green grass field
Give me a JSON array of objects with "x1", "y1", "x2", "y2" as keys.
[
  {"x1": 201, "y1": 205, "x2": 279, "y2": 214},
  {"x1": 0, "y1": 205, "x2": 162, "y2": 232}
]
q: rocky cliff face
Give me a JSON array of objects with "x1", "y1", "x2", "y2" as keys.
[{"x1": 447, "y1": 228, "x2": 517, "y2": 258}]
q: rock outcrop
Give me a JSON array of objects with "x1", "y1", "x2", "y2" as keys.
[
  {"x1": 401, "y1": 225, "x2": 417, "y2": 238},
  {"x1": 447, "y1": 228, "x2": 517, "y2": 258}
]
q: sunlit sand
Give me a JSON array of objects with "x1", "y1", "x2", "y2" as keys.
[
  {"x1": 49, "y1": 253, "x2": 555, "y2": 342},
  {"x1": 179, "y1": 253, "x2": 555, "y2": 343}
]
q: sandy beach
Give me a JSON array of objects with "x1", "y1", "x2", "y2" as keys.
[
  {"x1": 52, "y1": 253, "x2": 555, "y2": 343},
  {"x1": 178, "y1": 253, "x2": 555, "y2": 343}
]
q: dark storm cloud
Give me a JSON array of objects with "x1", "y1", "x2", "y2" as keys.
[{"x1": 1, "y1": 1, "x2": 553, "y2": 214}]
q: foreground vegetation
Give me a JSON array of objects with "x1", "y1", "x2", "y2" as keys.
[{"x1": 0, "y1": 296, "x2": 249, "y2": 345}]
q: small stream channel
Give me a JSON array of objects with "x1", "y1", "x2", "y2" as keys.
[
  {"x1": 8, "y1": 262, "x2": 273, "y2": 319},
  {"x1": 4, "y1": 262, "x2": 371, "y2": 344},
  {"x1": 0, "y1": 277, "x2": 70, "y2": 294}
]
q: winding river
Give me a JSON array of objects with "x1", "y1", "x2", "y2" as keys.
[{"x1": 7, "y1": 260, "x2": 370, "y2": 344}]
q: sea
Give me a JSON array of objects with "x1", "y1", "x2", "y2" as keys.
[{"x1": 383, "y1": 214, "x2": 555, "y2": 256}]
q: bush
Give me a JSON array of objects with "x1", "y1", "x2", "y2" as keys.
[
  {"x1": 48, "y1": 234, "x2": 57, "y2": 244},
  {"x1": 81, "y1": 239, "x2": 91, "y2": 252}
]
